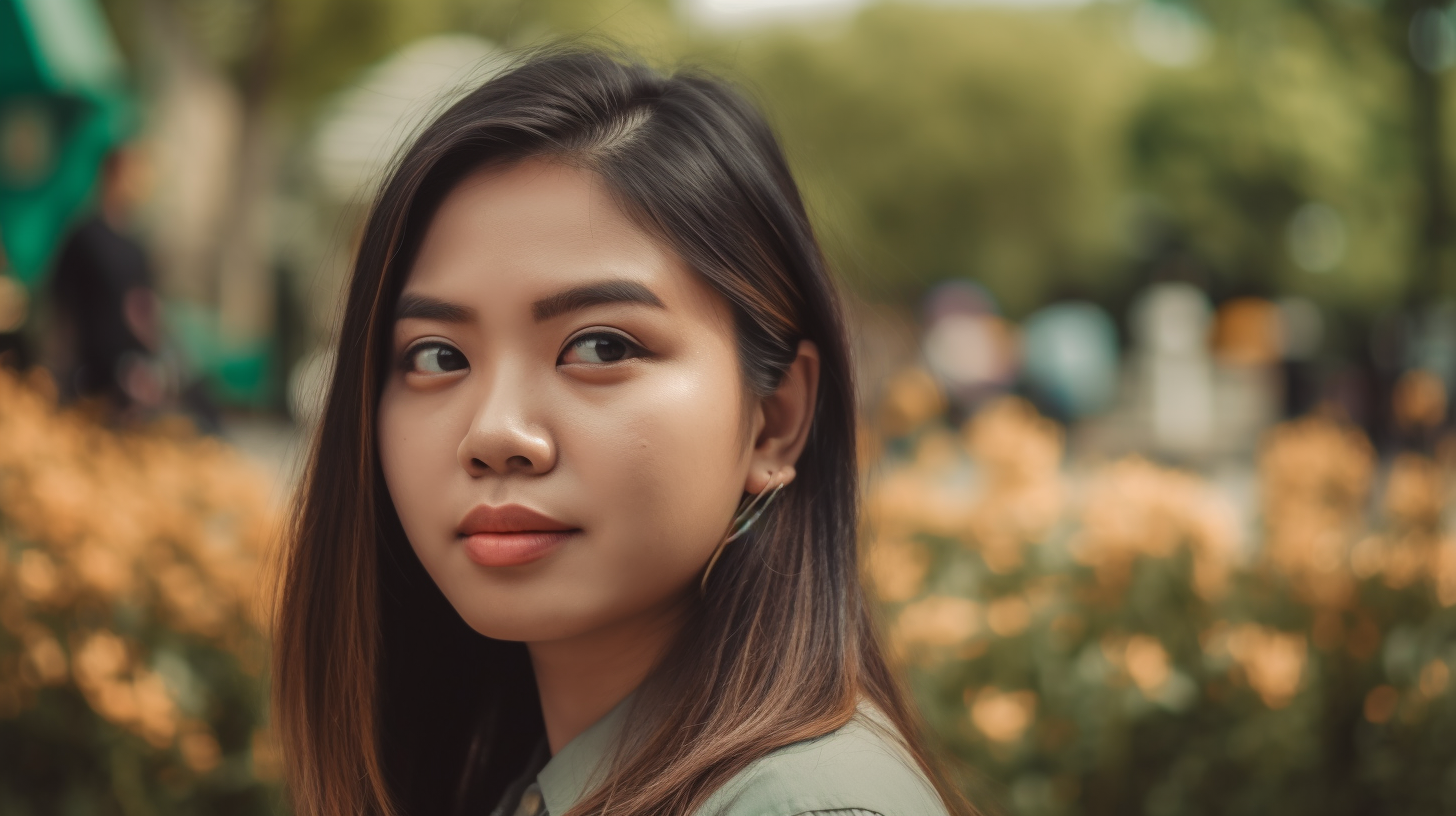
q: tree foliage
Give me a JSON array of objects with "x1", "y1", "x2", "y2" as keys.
[
  {"x1": 91, "y1": 0, "x2": 1454, "y2": 322},
  {"x1": 707, "y1": 6, "x2": 1142, "y2": 312}
]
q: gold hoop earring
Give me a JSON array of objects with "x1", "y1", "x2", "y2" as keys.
[{"x1": 699, "y1": 475, "x2": 787, "y2": 595}]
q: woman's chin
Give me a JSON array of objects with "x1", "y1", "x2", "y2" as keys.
[
  {"x1": 452, "y1": 599, "x2": 603, "y2": 645},
  {"x1": 448, "y1": 582, "x2": 691, "y2": 646}
]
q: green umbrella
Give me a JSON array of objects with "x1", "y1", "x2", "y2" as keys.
[{"x1": 0, "y1": 0, "x2": 133, "y2": 286}]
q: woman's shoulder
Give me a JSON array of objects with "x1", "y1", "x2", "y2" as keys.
[{"x1": 700, "y1": 704, "x2": 952, "y2": 816}]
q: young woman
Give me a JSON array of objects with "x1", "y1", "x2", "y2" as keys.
[{"x1": 273, "y1": 48, "x2": 974, "y2": 816}]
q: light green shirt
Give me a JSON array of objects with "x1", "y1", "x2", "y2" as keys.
[{"x1": 494, "y1": 696, "x2": 951, "y2": 816}]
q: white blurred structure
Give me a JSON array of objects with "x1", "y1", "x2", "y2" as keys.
[
  {"x1": 1129, "y1": 282, "x2": 1215, "y2": 459},
  {"x1": 291, "y1": 35, "x2": 498, "y2": 424},
  {"x1": 312, "y1": 35, "x2": 499, "y2": 202}
]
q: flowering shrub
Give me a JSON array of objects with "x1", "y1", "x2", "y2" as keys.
[
  {"x1": 0, "y1": 369, "x2": 281, "y2": 815},
  {"x1": 3, "y1": 362, "x2": 1454, "y2": 816},
  {"x1": 868, "y1": 390, "x2": 1456, "y2": 816}
]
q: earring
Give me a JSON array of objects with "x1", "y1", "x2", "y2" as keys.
[{"x1": 699, "y1": 474, "x2": 787, "y2": 595}]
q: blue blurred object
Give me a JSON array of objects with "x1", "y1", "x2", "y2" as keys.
[
  {"x1": 0, "y1": 0, "x2": 133, "y2": 285},
  {"x1": 1021, "y1": 301, "x2": 1119, "y2": 420}
]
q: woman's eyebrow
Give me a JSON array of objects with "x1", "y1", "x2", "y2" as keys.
[
  {"x1": 532, "y1": 279, "x2": 665, "y2": 322},
  {"x1": 394, "y1": 293, "x2": 476, "y2": 324}
]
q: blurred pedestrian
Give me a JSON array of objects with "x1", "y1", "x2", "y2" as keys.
[
  {"x1": 1275, "y1": 297, "x2": 1324, "y2": 418},
  {"x1": 46, "y1": 146, "x2": 167, "y2": 417},
  {"x1": 1020, "y1": 300, "x2": 1118, "y2": 423},
  {"x1": 921, "y1": 280, "x2": 1018, "y2": 417},
  {"x1": 0, "y1": 240, "x2": 28, "y2": 368}
]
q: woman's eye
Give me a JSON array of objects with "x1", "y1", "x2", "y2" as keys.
[
  {"x1": 405, "y1": 343, "x2": 468, "y2": 375},
  {"x1": 561, "y1": 332, "x2": 643, "y2": 365}
]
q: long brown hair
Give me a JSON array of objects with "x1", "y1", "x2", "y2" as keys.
[{"x1": 273, "y1": 47, "x2": 974, "y2": 816}]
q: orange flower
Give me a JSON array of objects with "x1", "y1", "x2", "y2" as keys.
[
  {"x1": 0, "y1": 367, "x2": 277, "y2": 753},
  {"x1": 967, "y1": 687, "x2": 1038, "y2": 744}
]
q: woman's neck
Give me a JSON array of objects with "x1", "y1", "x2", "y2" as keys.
[{"x1": 527, "y1": 594, "x2": 689, "y2": 754}]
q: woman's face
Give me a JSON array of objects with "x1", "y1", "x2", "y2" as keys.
[{"x1": 378, "y1": 159, "x2": 756, "y2": 643}]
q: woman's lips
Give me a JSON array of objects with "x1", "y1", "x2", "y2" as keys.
[
  {"x1": 462, "y1": 530, "x2": 575, "y2": 567},
  {"x1": 456, "y1": 504, "x2": 578, "y2": 568}
]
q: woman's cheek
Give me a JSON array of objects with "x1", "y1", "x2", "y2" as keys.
[
  {"x1": 378, "y1": 388, "x2": 462, "y2": 554},
  {"x1": 588, "y1": 369, "x2": 743, "y2": 563}
]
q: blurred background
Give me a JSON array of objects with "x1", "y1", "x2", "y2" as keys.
[{"x1": 1, "y1": 0, "x2": 1454, "y2": 813}]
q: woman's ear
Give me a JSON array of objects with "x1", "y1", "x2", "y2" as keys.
[{"x1": 746, "y1": 340, "x2": 820, "y2": 494}]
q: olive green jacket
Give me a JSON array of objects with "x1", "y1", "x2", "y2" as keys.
[{"x1": 495, "y1": 696, "x2": 951, "y2": 816}]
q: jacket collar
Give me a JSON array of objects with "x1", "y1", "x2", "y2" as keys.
[{"x1": 536, "y1": 694, "x2": 633, "y2": 816}]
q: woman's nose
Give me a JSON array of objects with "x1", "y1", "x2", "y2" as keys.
[{"x1": 456, "y1": 376, "x2": 556, "y2": 477}]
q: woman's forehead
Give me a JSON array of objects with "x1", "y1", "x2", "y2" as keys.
[
  {"x1": 420, "y1": 160, "x2": 655, "y2": 263},
  {"x1": 402, "y1": 158, "x2": 727, "y2": 324}
]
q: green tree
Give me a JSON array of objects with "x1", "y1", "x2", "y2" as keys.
[
  {"x1": 1157, "y1": 0, "x2": 1455, "y2": 306},
  {"x1": 711, "y1": 4, "x2": 1143, "y2": 314},
  {"x1": 1127, "y1": 4, "x2": 1416, "y2": 309}
]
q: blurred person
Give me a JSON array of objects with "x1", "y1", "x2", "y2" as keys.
[
  {"x1": 272, "y1": 49, "x2": 974, "y2": 816},
  {"x1": 46, "y1": 146, "x2": 168, "y2": 416},
  {"x1": 921, "y1": 280, "x2": 1017, "y2": 417},
  {"x1": 1212, "y1": 297, "x2": 1281, "y2": 369},
  {"x1": 1209, "y1": 296, "x2": 1283, "y2": 455},
  {"x1": 1395, "y1": 303, "x2": 1456, "y2": 452},
  {"x1": 1364, "y1": 310, "x2": 1411, "y2": 449},
  {"x1": 1324, "y1": 362, "x2": 1380, "y2": 436},
  {"x1": 1391, "y1": 369, "x2": 1449, "y2": 454},
  {"x1": 1020, "y1": 300, "x2": 1118, "y2": 423},
  {"x1": 0, "y1": 241, "x2": 28, "y2": 368},
  {"x1": 1275, "y1": 297, "x2": 1324, "y2": 418}
]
